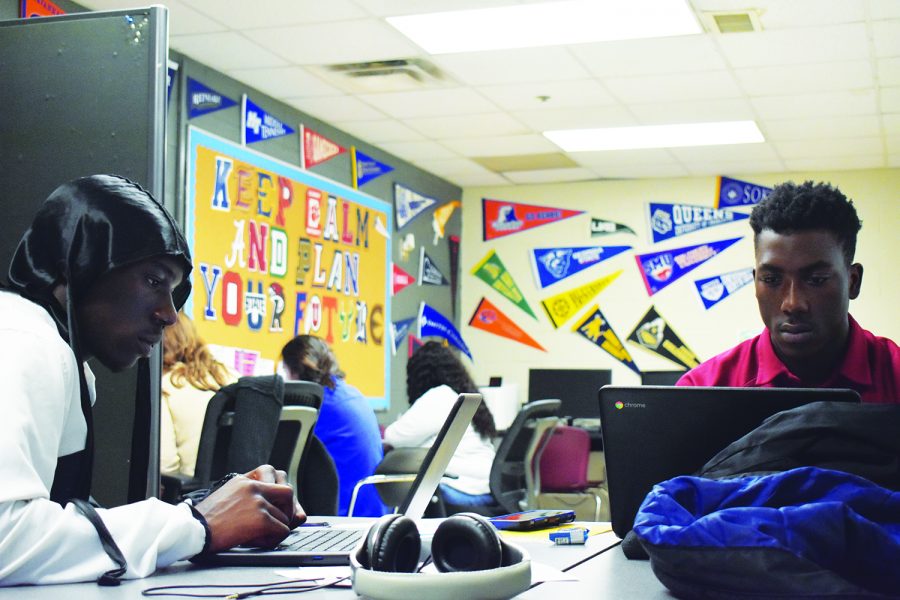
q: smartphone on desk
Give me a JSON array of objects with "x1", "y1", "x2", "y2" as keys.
[{"x1": 488, "y1": 509, "x2": 576, "y2": 531}]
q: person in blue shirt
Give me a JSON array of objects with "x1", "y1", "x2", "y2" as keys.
[{"x1": 281, "y1": 335, "x2": 386, "y2": 517}]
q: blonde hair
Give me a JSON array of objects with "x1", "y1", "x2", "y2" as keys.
[{"x1": 163, "y1": 312, "x2": 231, "y2": 394}]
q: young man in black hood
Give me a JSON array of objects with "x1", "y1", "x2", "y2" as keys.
[{"x1": 0, "y1": 175, "x2": 305, "y2": 585}]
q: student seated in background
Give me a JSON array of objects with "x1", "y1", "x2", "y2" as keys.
[
  {"x1": 678, "y1": 181, "x2": 899, "y2": 403},
  {"x1": 281, "y1": 335, "x2": 385, "y2": 517},
  {"x1": 0, "y1": 175, "x2": 303, "y2": 586},
  {"x1": 161, "y1": 311, "x2": 238, "y2": 479},
  {"x1": 384, "y1": 341, "x2": 498, "y2": 507}
]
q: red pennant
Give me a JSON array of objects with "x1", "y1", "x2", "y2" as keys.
[
  {"x1": 482, "y1": 198, "x2": 583, "y2": 241},
  {"x1": 392, "y1": 264, "x2": 416, "y2": 296},
  {"x1": 303, "y1": 126, "x2": 346, "y2": 169},
  {"x1": 468, "y1": 297, "x2": 546, "y2": 352}
]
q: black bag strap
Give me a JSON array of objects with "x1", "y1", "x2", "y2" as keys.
[{"x1": 70, "y1": 498, "x2": 127, "y2": 586}]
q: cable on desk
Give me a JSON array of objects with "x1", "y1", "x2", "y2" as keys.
[{"x1": 141, "y1": 576, "x2": 349, "y2": 598}]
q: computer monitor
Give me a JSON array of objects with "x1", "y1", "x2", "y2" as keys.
[
  {"x1": 528, "y1": 368, "x2": 611, "y2": 420},
  {"x1": 640, "y1": 370, "x2": 684, "y2": 386}
]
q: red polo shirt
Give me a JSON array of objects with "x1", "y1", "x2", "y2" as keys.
[{"x1": 677, "y1": 315, "x2": 900, "y2": 403}]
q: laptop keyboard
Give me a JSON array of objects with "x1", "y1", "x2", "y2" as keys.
[{"x1": 280, "y1": 527, "x2": 364, "y2": 553}]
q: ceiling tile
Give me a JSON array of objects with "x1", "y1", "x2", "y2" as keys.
[
  {"x1": 605, "y1": 71, "x2": 743, "y2": 103},
  {"x1": 430, "y1": 47, "x2": 590, "y2": 86},
  {"x1": 872, "y1": 20, "x2": 900, "y2": 58},
  {"x1": 512, "y1": 105, "x2": 637, "y2": 130},
  {"x1": 735, "y1": 61, "x2": 874, "y2": 97},
  {"x1": 887, "y1": 136, "x2": 900, "y2": 154},
  {"x1": 570, "y1": 148, "x2": 679, "y2": 168},
  {"x1": 355, "y1": 0, "x2": 518, "y2": 17},
  {"x1": 80, "y1": 0, "x2": 227, "y2": 35},
  {"x1": 588, "y1": 164, "x2": 690, "y2": 179},
  {"x1": 570, "y1": 35, "x2": 726, "y2": 78},
  {"x1": 869, "y1": 0, "x2": 900, "y2": 19},
  {"x1": 378, "y1": 140, "x2": 459, "y2": 161},
  {"x1": 629, "y1": 98, "x2": 755, "y2": 124},
  {"x1": 775, "y1": 137, "x2": 884, "y2": 159},
  {"x1": 751, "y1": 90, "x2": 877, "y2": 119},
  {"x1": 740, "y1": 0, "x2": 865, "y2": 29},
  {"x1": 716, "y1": 24, "x2": 869, "y2": 68},
  {"x1": 405, "y1": 112, "x2": 528, "y2": 138},
  {"x1": 883, "y1": 114, "x2": 900, "y2": 135},
  {"x1": 503, "y1": 167, "x2": 597, "y2": 184},
  {"x1": 333, "y1": 119, "x2": 425, "y2": 143},
  {"x1": 243, "y1": 19, "x2": 421, "y2": 65},
  {"x1": 442, "y1": 134, "x2": 560, "y2": 157},
  {"x1": 413, "y1": 156, "x2": 500, "y2": 178},
  {"x1": 763, "y1": 115, "x2": 881, "y2": 141},
  {"x1": 680, "y1": 159, "x2": 787, "y2": 177},
  {"x1": 783, "y1": 155, "x2": 885, "y2": 171},
  {"x1": 443, "y1": 172, "x2": 512, "y2": 186},
  {"x1": 187, "y1": 0, "x2": 366, "y2": 28},
  {"x1": 878, "y1": 57, "x2": 900, "y2": 87},
  {"x1": 170, "y1": 32, "x2": 288, "y2": 71},
  {"x1": 881, "y1": 86, "x2": 900, "y2": 113},
  {"x1": 283, "y1": 95, "x2": 387, "y2": 122},
  {"x1": 357, "y1": 88, "x2": 498, "y2": 118},
  {"x1": 226, "y1": 67, "x2": 342, "y2": 99},
  {"x1": 669, "y1": 143, "x2": 780, "y2": 163},
  {"x1": 476, "y1": 79, "x2": 617, "y2": 111}
]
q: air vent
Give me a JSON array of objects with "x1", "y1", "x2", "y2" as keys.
[
  {"x1": 705, "y1": 11, "x2": 762, "y2": 34},
  {"x1": 315, "y1": 58, "x2": 449, "y2": 93}
]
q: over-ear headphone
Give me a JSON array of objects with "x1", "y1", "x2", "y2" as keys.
[{"x1": 350, "y1": 512, "x2": 532, "y2": 600}]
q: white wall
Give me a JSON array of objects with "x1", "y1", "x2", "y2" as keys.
[{"x1": 460, "y1": 168, "x2": 900, "y2": 396}]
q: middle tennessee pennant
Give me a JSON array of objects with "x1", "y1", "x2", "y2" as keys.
[{"x1": 635, "y1": 237, "x2": 742, "y2": 296}]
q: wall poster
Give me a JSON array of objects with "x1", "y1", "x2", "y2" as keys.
[{"x1": 185, "y1": 127, "x2": 392, "y2": 409}]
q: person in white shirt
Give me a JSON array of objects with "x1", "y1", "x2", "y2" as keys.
[
  {"x1": 0, "y1": 175, "x2": 304, "y2": 586},
  {"x1": 383, "y1": 341, "x2": 497, "y2": 507}
]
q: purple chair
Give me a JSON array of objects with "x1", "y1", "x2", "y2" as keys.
[{"x1": 535, "y1": 425, "x2": 602, "y2": 520}]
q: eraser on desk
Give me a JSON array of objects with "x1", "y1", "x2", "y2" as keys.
[{"x1": 549, "y1": 527, "x2": 589, "y2": 545}]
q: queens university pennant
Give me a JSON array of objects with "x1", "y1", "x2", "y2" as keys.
[
  {"x1": 635, "y1": 237, "x2": 742, "y2": 296},
  {"x1": 302, "y1": 125, "x2": 347, "y2": 169},
  {"x1": 573, "y1": 306, "x2": 640, "y2": 375},
  {"x1": 352, "y1": 148, "x2": 394, "y2": 188},
  {"x1": 242, "y1": 95, "x2": 294, "y2": 145},
  {"x1": 482, "y1": 198, "x2": 583, "y2": 241},
  {"x1": 530, "y1": 245, "x2": 631, "y2": 289},
  {"x1": 394, "y1": 183, "x2": 438, "y2": 229},
  {"x1": 468, "y1": 298, "x2": 546, "y2": 352},
  {"x1": 187, "y1": 77, "x2": 237, "y2": 119},
  {"x1": 418, "y1": 247, "x2": 449, "y2": 286},
  {"x1": 716, "y1": 176, "x2": 772, "y2": 208},
  {"x1": 540, "y1": 270, "x2": 622, "y2": 329},
  {"x1": 390, "y1": 317, "x2": 415, "y2": 356},
  {"x1": 418, "y1": 302, "x2": 472, "y2": 360},
  {"x1": 626, "y1": 306, "x2": 699, "y2": 370},
  {"x1": 695, "y1": 267, "x2": 754, "y2": 310},
  {"x1": 471, "y1": 250, "x2": 536, "y2": 319},
  {"x1": 647, "y1": 202, "x2": 749, "y2": 244}
]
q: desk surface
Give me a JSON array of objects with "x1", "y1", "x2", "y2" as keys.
[{"x1": 0, "y1": 520, "x2": 667, "y2": 599}]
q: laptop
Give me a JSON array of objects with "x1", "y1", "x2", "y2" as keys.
[
  {"x1": 200, "y1": 392, "x2": 483, "y2": 566},
  {"x1": 598, "y1": 386, "x2": 861, "y2": 539}
]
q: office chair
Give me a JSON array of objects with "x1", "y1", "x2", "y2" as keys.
[
  {"x1": 347, "y1": 447, "x2": 446, "y2": 517},
  {"x1": 534, "y1": 425, "x2": 603, "y2": 521}
]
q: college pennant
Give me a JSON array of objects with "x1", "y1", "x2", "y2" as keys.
[
  {"x1": 187, "y1": 77, "x2": 237, "y2": 119},
  {"x1": 482, "y1": 198, "x2": 584, "y2": 241},
  {"x1": 418, "y1": 302, "x2": 472, "y2": 360},
  {"x1": 394, "y1": 183, "x2": 438, "y2": 230},
  {"x1": 391, "y1": 263, "x2": 416, "y2": 296},
  {"x1": 390, "y1": 317, "x2": 415, "y2": 356},
  {"x1": 648, "y1": 202, "x2": 749, "y2": 244},
  {"x1": 626, "y1": 306, "x2": 700, "y2": 370},
  {"x1": 418, "y1": 247, "x2": 449, "y2": 286},
  {"x1": 635, "y1": 237, "x2": 742, "y2": 296},
  {"x1": 167, "y1": 60, "x2": 179, "y2": 106},
  {"x1": 242, "y1": 95, "x2": 294, "y2": 145},
  {"x1": 432, "y1": 200, "x2": 461, "y2": 244},
  {"x1": 530, "y1": 245, "x2": 632, "y2": 289},
  {"x1": 590, "y1": 217, "x2": 635, "y2": 237},
  {"x1": 716, "y1": 176, "x2": 773, "y2": 208},
  {"x1": 448, "y1": 235, "x2": 460, "y2": 317},
  {"x1": 468, "y1": 298, "x2": 546, "y2": 352},
  {"x1": 695, "y1": 267, "x2": 754, "y2": 310},
  {"x1": 301, "y1": 125, "x2": 347, "y2": 169},
  {"x1": 540, "y1": 270, "x2": 622, "y2": 329},
  {"x1": 471, "y1": 250, "x2": 536, "y2": 319},
  {"x1": 573, "y1": 306, "x2": 640, "y2": 375},
  {"x1": 408, "y1": 334, "x2": 424, "y2": 358},
  {"x1": 352, "y1": 148, "x2": 394, "y2": 188}
]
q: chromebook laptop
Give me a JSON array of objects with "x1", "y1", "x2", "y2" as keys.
[
  {"x1": 202, "y1": 392, "x2": 483, "y2": 566},
  {"x1": 598, "y1": 385, "x2": 861, "y2": 539}
]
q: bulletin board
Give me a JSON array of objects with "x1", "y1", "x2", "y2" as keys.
[{"x1": 185, "y1": 128, "x2": 392, "y2": 409}]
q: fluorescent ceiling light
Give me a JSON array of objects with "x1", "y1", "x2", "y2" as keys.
[
  {"x1": 545, "y1": 121, "x2": 765, "y2": 151},
  {"x1": 386, "y1": 0, "x2": 701, "y2": 54}
]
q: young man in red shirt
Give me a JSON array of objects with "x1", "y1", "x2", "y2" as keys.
[{"x1": 678, "y1": 181, "x2": 899, "y2": 403}]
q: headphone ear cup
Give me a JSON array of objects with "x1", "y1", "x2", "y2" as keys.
[
  {"x1": 365, "y1": 514, "x2": 421, "y2": 573},
  {"x1": 431, "y1": 513, "x2": 503, "y2": 573}
]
